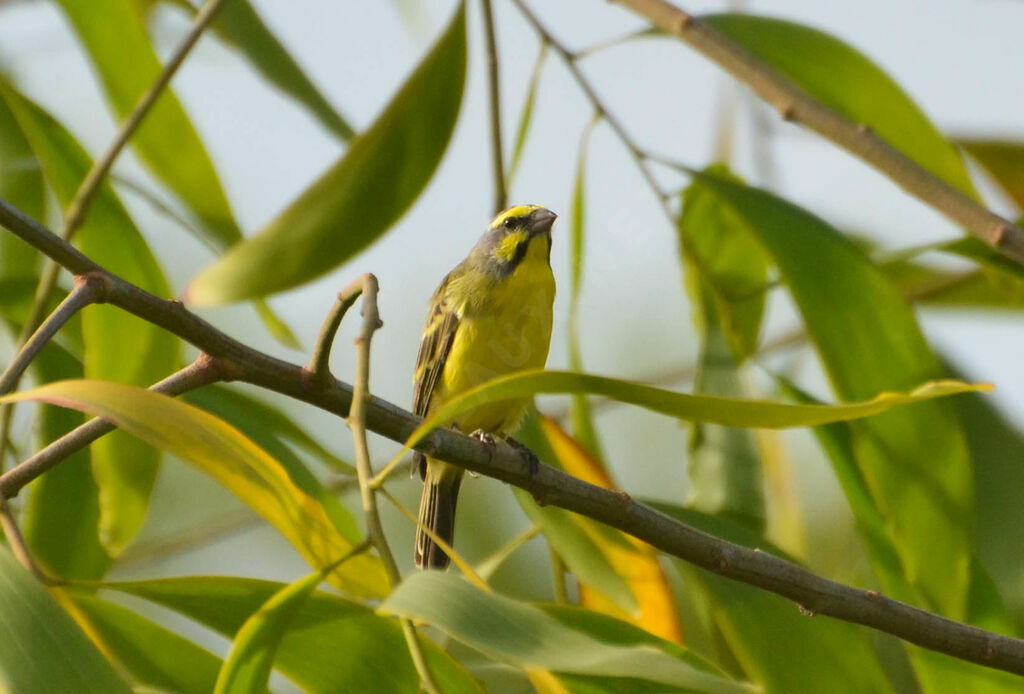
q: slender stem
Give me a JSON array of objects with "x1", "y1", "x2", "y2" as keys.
[
  {"x1": 3, "y1": 201, "x2": 1024, "y2": 677},
  {"x1": 344, "y1": 274, "x2": 440, "y2": 694},
  {"x1": 307, "y1": 281, "x2": 366, "y2": 382},
  {"x1": 608, "y1": 0, "x2": 1024, "y2": 266},
  {"x1": 476, "y1": 525, "x2": 540, "y2": 582},
  {"x1": 0, "y1": 496, "x2": 59, "y2": 585},
  {"x1": 0, "y1": 274, "x2": 105, "y2": 397},
  {"x1": 481, "y1": 0, "x2": 508, "y2": 213},
  {"x1": 0, "y1": 354, "x2": 224, "y2": 500},
  {"x1": 550, "y1": 548, "x2": 569, "y2": 603}
]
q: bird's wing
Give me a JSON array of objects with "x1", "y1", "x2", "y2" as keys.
[{"x1": 412, "y1": 274, "x2": 460, "y2": 477}]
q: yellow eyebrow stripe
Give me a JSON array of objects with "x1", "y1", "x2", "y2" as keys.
[{"x1": 491, "y1": 204, "x2": 540, "y2": 228}]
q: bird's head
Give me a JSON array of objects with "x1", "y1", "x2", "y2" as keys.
[{"x1": 473, "y1": 204, "x2": 557, "y2": 277}]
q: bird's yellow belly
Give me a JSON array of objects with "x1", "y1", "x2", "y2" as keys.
[{"x1": 433, "y1": 262, "x2": 554, "y2": 435}]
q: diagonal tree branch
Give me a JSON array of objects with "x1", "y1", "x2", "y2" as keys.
[
  {"x1": 1, "y1": 197, "x2": 1023, "y2": 677},
  {"x1": 604, "y1": 0, "x2": 1024, "y2": 265}
]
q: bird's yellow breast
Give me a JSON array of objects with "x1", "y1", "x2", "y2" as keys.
[{"x1": 433, "y1": 237, "x2": 554, "y2": 434}]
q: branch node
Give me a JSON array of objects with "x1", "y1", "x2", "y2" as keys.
[
  {"x1": 712, "y1": 551, "x2": 730, "y2": 574},
  {"x1": 675, "y1": 11, "x2": 694, "y2": 32},
  {"x1": 989, "y1": 222, "x2": 1009, "y2": 247},
  {"x1": 73, "y1": 271, "x2": 111, "y2": 303},
  {"x1": 866, "y1": 589, "x2": 881, "y2": 600},
  {"x1": 614, "y1": 489, "x2": 632, "y2": 506},
  {"x1": 855, "y1": 122, "x2": 873, "y2": 135},
  {"x1": 777, "y1": 102, "x2": 797, "y2": 122}
]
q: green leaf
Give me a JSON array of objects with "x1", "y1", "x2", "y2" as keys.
[
  {"x1": 402, "y1": 369, "x2": 986, "y2": 458},
  {"x1": 567, "y1": 117, "x2": 604, "y2": 461},
  {"x1": 507, "y1": 44, "x2": 547, "y2": 185},
  {"x1": 380, "y1": 572, "x2": 750, "y2": 693},
  {"x1": 184, "y1": 384, "x2": 356, "y2": 475},
  {"x1": 690, "y1": 171, "x2": 974, "y2": 618},
  {"x1": 703, "y1": 14, "x2": 977, "y2": 197},
  {"x1": 650, "y1": 504, "x2": 893, "y2": 693},
  {"x1": 214, "y1": 568, "x2": 329, "y2": 694},
  {"x1": 0, "y1": 94, "x2": 43, "y2": 278},
  {"x1": 956, "y1": 139, "x2": 1024, "y2": 210},
  {"x1": 66, "y1": 592, "x2": 222, "y2": 694},
  {"x1": 0, "y1": 547, "x2": 132, "y2": 693},
  {"x1": 679, "y1": 165, "x2": 769, "y2": 360},
  {"x1": 0, "y1": 82, "x2": 179, "y2": 555},
  {"x1": 105, "y1": 575, "x2": 484, "y2": 694},
  {"x1": 193, "y1": 0, "x2": 355, "y2": 141},
  {"x1": 53, "y1": 0, "x2": 242, "y2": 248},
  {"x1": 188, "y1": 2, "x2": 468, "y2": 304},
  {"x1": 0, "y1": 380, "x2": 387, "y2": 598}
]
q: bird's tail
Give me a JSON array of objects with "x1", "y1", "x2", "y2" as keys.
[{"x1": 415, "y1": 464, "x2": 462, "y2": 570}]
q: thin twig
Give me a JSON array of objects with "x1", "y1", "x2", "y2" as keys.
[
  {"x1": 607, "y1": 0, "x2": 1024, "y2": 265},
  {"x1": 0, "y1": 273, "x2": 105, "y2": 396},
  {"x1": 3, "y1": 200, "x2": 1024, "y2": 677},
  {"x1": 481, "y1": 0, "x2": 508, "y2": 213},
  {"x1": 0, "y1": 496, "x2": 59, "y2": 585},
  {"x1": 510, "y1": 0, "x2": 678, "y2": 224},
  {"x1": 0, "y1": 353, "x2": 224, "y2": 500},
  {"x1": 0, "y1": 0, "x2": 229, "y2": 469},
  {"x1": 306, "y1": 281, "x2": 366, "y2": 383},
  {"x1": 343, "y1": 274, "x2": 440, "y2": 694}
]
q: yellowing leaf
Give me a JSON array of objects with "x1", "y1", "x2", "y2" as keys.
[
  {"x1": 0, "y1": 380, "x2": 386, "y2": 597},
  {"x1": 540, "y1": 417, "x2": 683, "y2": 644}
]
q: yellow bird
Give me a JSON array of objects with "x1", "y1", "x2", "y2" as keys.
[{"x1": 414, "y1": 205, "x2": 557, "y2": 569}]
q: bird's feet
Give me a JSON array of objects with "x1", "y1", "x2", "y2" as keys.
[
  {"x1": 507, "y1": 437, "x2": 541, "y2": 479},
  {"x1": 468, "y1": 429, "x2": 497, "y2": 477}
]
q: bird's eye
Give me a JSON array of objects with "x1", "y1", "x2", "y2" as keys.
[{"x1": 503, "y1": 217, "x2": 516, "y2": 229}]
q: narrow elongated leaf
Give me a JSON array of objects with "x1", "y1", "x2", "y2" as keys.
[
  {"x1": 507, "y1": 44, "x2": 547, "y2": 185},
  {"x1": 651, "y1": 504, "x2": 893, "y2": 693},
  {"x1": 691, "y1": 172, "x2": 974, "y2": 618},
  {"x1": 195, "y1": 0, "x2": 355, "y2": 141},
  {"x1": 54, "y1": 0, "x2": 242, "y2": 247},
  {"x1": 184, "y1": 385, "x2": 356, "y2": 475},
  {"x1": 402, "y1": 369, "x2": 986, "y2": 456},
  {"x1": 0, "y1": 380, "x2": 386, "y2": 597},
  {"x1": 66, "y1": 593, "x2": 222, "y2": 694},
  {"x1": 214, "y1": 568, "x2": 327, "y2": 694},
  {"x1": 956, "y1": 139, "x2": 1024, "y2": 210},
  {"x1": 0, "y1": 548, "x2": 132, "y2": 693},
  {"x1": 1, "y1": 82, "x2": 179, "y2": 555},
  {"x1": 380, "y1": 572, "x2": 749, "y2": 694},
  {"x1": 106, "y1": 575, "x2": 483, "y2": 694},
  {"x1": 778, "y1": 379, "x2": 1021, "y2": 694},
  {"x1": 536, "y1": 417, "x2": 682, "y2": 643},
  {"x1": 189, "y1": 2, "x2": 467, "y2": 304},
  {"x1": 703, "y1": 14, "x2": 977, "y2": 197}
]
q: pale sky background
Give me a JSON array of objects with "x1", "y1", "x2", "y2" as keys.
[{"x1": 1, "y1": 0, "x2": 1023, "y2": 677}]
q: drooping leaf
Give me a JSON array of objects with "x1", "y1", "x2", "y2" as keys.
[
  {"x1": 188, "y1": 2, "x2": 468, "y2": 304},
  {"x1": 0, "y1": 547, "x2": 132, "y2": 693},
  {"x1": 105, "y1": 575, "x2": 484, "y2": 694},
  {"x1": 380, "y1": 572, "x2": 749, "y2": 693},
  {"x1": 650, "y1": 504, "x2": 893, "y2": 694},
  {"x1": 535, "y1": 417, "x2": 683, "y2": 644},
  {"x1": 689, "y1": 171, "x2": 974, "y2": 618},
  {"x1": 53, "y1": 0, "x2": 242, "y2": 248},
  {"x1": 702, "y1": 14, "x2": 977, "y2": 197},
  {"x1": 0, "y1": 380, "x2": 386, "y2": 598},
  {"x1": 184, "y1": 384, "x2": 356, "y2": 475},
  {"x1": 65, "y1": 592, "x2": 222, "y2": 694},
  {"x1": 956, "y1": 139, "x2": 1024, "y2": 210},
  {"x1": 0, "y1": 82, "x2": 179, "y2": 555},
  {"x1": 175, "y1": 0, "x2": 356, "y2": 141},
  {"x1": 401, "y1": 369, "x2": 986, "y2": 458}
]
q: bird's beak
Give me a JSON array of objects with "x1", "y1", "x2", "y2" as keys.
[{"x1": 528, "y1": 208, "x2": 557, "y2": 236}]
